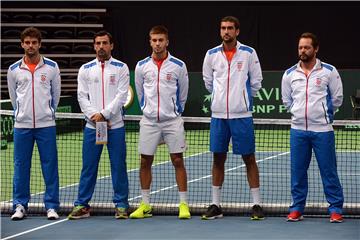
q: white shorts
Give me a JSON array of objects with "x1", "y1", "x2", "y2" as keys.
[{"x1": 138, "y1": 116, "x2": 186, "y2": 155}]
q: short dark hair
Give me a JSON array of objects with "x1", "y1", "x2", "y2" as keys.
[
  {"x1": 149, "y1": 25, "x2": 169, "y2": 39},
  {"x1": 93, "y1": 30, "x2": 113, "y2": 44},
  {"x1": 221, "y1": 16, "x2": 240, "y2": 30},
  {"x1": 300, "y1": 32, "x2": 319, "y2": 49},
  {"x1": 20, "y1": 27, "x2": 42, "y2": 43}
]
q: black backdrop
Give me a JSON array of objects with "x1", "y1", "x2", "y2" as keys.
[{"x1": 4, "y1": 1, "x2": 360, "y2": 71}]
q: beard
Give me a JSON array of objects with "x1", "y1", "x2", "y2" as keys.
[
  {"x1": 299, "y1": 53, "x2": 314, "y2": 63},
  {"x1": 97, "y1": 49, "x2": 109, "y2": 60},
  {"x1": 222, "y1": 34, "x2": 235, "y2": 43}
]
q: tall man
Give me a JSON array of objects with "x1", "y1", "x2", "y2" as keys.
[
  {"x1": 130, "y1": 25, "x2": 190, "y2": 219},
  {"x1": 7, "y1": 27, "x2": 61, "y2": 220},
  {"x1": 202, "y1": 16, "x2": 264, "y2": 220},
  {"x1": 68, "y1": 30, "x2": 130, "y2": 219},
  {"x1": 282, "y1": 32, "x2": 344, "y2": 223}
]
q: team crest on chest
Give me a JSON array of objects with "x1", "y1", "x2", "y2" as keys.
[
  {"x1": 237, "y1": 61, "x2": 243, "y2": 71},
  {"x1": 109, "y1": 74, "x2": 116, "y2": 85},
  {"x1": 166, "y1": 73, "x2": 172, "y2": 80},
  {"x1": 40, "y1": 73, "x2": 47, "y2": 86},
  {"x1": 315, "y1": 78, "x2": 322, "y2": 86}
]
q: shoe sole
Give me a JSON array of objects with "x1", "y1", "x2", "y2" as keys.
[
  {"x1": 287, "y1": 216, "x2": 304, "y2": 222},
  {"x1": 201, "y1": 214, "x2": 223, "y2": 220},
  {"x1": 115, "y1": 215, "x2": 129, "y2": 219},
  {"x1": 129, "y1": 213, "x2": 152, "y2": 219},
  {"x1": 68, "y1": 213, "x2": 90, "y2": 220},
  {"x1": 330, "y1": 219, "x2": 343, "y2": 223},
  {"x1": 48, "y1": 216, "x2": 59, "y2": 220},
  {"x1": 11, "y1": 216, "x2": 26, "y2": 221},
  {"x1": 251, "y1": 216, "x2": 265, "y2": 220},
  {"x1": 179, "y1": 214, "x2": 191, "y2": 219}
]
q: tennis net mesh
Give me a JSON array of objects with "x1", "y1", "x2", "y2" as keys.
[{"x1": 1, "y1": 111, "x2": 359, "y2": 217}]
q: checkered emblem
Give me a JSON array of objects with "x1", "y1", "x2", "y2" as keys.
[
  {"x1": 315, "y1": 78, "x2": 322, "y2": 86},
  {"x1": 41, "y1": 74, "x2": 46, "y2": 82},
  {"x1": 110, "y1": 75, "x2": 116, "y2": 85},
  {"x1": 237, "y1": 61, "x2": 243, "y2": 71},
  {"x1": 166, "y1": 73, "x2": 172, "y2": 80}
]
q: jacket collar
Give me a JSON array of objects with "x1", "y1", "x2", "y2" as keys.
[
  {"x1": 296, "y1": 58, "x2": 322, "y2": 72},
  {"x1": 20, "y1": 55, "x2": 45, "y2": 70},
  {"x1": 95, "y1": 56, "x2": 114, "y2": 66}
]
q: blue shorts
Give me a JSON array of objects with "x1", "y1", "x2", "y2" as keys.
[{"x1": 210, "y1": 117, "x2": 255, "y2": 155}]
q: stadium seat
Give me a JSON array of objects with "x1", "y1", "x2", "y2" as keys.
[
  {"x1": 73, "y1": 44, "x2": 93, "y2": 54},
  {"x1": 35, "y1": 14, "x2": 56, "y2": 23},
  {"x1": 1, "y1": 13, "x2": 9, "y2": 22},
  {"x1": 81, "y1": 14, "x2": 100, "y2": 23},
  {"x1": 350, "y1": 90, "x2": 360, "y2": 120},
  {"x1": 3, "y1": 45, "x2": 23, "y2": 54},
  {"x1": 55, "y1": 59, "x2": 70, "y2": 69},
  {"x1": 50, "y1": 44, "x2": 71, "y2": 53},
  {"x1": 12, "y1": 14, "x2": 33, "y2": 23},
  {"x1": 58, "y1": 14, "x2": 78, "y2": 23},
  {"x1": 53, "y1": 29, "x2": 74, "y2": 39},
  {"x1": 3, "y1": 29, "x2": 22, "y2": 39},
  {"x1": 77, "y1": 30, "x2": 96, "y2": 39},
  {"x1": 70, "y1": 59, "x2": 89, "y2": 68}
]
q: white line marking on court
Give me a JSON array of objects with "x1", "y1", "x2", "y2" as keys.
[
  {"x1": 129, "y1": 151, "x2": 290, "y2": 201},
  {"x1": 1, "y1": 218, "x2": 68, "y2": 240}
]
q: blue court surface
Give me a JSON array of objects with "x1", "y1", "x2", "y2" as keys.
[
  {"x1": 1, "y1": 151, "x2": 359, "y2": 240},
  {"x1": 1, "y1": 216, "x2": 359, "y2": 240}
]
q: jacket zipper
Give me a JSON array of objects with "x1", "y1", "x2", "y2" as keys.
[
  {"x1": 31, "y1": 71, "x2": 35, "y2": 128},
  {"x1": 227, "y1": 62, "x2": 230, "y2": 119},
  {"x1": 305, "y1": 74, "x2": 309, "y2": 130},
  {"x1": 157, "y1": 66, "x2": 160, "y2": 122},
  {"x1": 101, "y1": 62, "x2": 105, "y2": 109}
]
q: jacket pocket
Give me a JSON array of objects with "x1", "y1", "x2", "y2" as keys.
[
  {"x1": 321, "y1": 102, "x2": 329, "y2": 124},
  {"x1": 49, "y1": 100, "x2": 55, "y2": 120},
  {"x1": 172, "y1": 97, "x2": 179, "y2": 116},
  {"x1": 15, "y1": 101, "x2": 20, "y2": 121}
]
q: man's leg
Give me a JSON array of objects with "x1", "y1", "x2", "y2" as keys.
[
  {"x1": 312, "y1": 131, "x2": 343, "y2": 215},
  {"x1": 107, "y1": 127, "x2": 129, "y2": 209},
  {"x1": 13, "y1": 128, "x2": 34, "y2": 210},
  {"x1": 35, "y1": 126, "x2": 60, "y2": 210},
  {"x1": 74, "y1": 127, "x2": 103, "y2": 207},
  {"x1": 289, "y1": 129, "x2": 312, "y2": 214}
]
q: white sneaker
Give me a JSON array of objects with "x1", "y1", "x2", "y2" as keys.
[
  {"x1": 47, "y1": 209, "x2": 59, "y2": 220},
  {"x1": 11, "y1": 204, "x2": 26, "y2": 220}
]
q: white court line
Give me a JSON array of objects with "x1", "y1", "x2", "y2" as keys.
[
  {"x1": 129, "y1": 151, "x2": 290, "y2": 201},
  {"x1": 1, "y1": 151, "x2": 210, "y2": 204},
  {"x1": 1, "y1": 218, "x2": 68, "y2": 240},
  {"x1": 1, "y1": 151, "x2": 288, "y2": 239}
]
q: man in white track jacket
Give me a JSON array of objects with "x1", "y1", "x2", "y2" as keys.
[
  {"x1": 201, "y1": 16, "x2": 264, "y2": 220},
  {"x1": 68, "y1": 31, "x2": 130, "y2": 220},
  {"x1": 282, "y1": 32, "x2": 344, "y2": 223},
  {"x1": 7, "y1": 27, "x2": 61, "y2": 221},
  {"x1": 131, "y1": 25, "x2": 190, "y2": 220}
]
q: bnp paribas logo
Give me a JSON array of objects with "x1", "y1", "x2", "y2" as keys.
[{"x1": 202, "y1": 94, "x2": 212, "y2": 114}]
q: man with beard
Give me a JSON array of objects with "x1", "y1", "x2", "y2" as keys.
[
  {"x1": 130, "y1": 25, "x2": 190, "y2": 219},
  {"x1": 201, "y1": 16, "x2": 264, "y2": 220},
  {"x1": 281, "y1": 32, "x2": 344, "y2": 223},
  {"x1": 68, "y1": 30, "x2": 130, "y2": 220},
  {"x1": 7, "y1": 27, "x2": 61, "y2": 221}
]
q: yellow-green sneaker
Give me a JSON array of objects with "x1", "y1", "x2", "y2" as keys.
[
  {"x1": 129, "y1": 201, "x2": 152, "y2": 219},
  {"x1": 178, "y1": 202, "x2": 191, "y2": 219}
]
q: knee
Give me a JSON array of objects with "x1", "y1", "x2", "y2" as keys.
[
  {"x1": 172, "y1": 157, "x2": 184, "y2": 169},
  {"x1": 140, "y1": 158, "x2": 152, "y2": 170}
]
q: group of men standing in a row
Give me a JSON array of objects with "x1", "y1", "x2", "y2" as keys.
[{"x1": 8, "y1": 16, "x2": 344, "y2": 223}]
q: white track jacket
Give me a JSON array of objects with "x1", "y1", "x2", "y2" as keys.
[
  {"x1": 281, "y1": 59, "x2": 343, "y2": 132},
  {"x1": 203, "y1": 41, "x2": 263, "y2": 119},
  {"x1": 77, "y1": 57, "x2": 130, "y2": 129},
  {"x1": 135, "y1": 53, "x2": 189, "y2": 122},
  {"x1": 7, "y1": 56, "x2": 61, "y2": 128}
]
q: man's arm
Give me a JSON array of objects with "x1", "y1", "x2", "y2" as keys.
[
  {"x1": 50, "y1": 63, "x2": 61, "y2": 111},
  {"x1": 134, "y1": 63, "x2": 145, "y2": 108},
  {"x1": 328, "y1": 67, "x2": 343, "y2": 112},
  {"x1": 281, "y1": 72, "x2": 293, "y2": 110},
  {"x1": 248, "y1": 50, "x2": 263, "y2": 97},
  {"x1": 77, "y1": 67, "x2": 98, "y2": 119},
  {"x1": 7, "y1": 67, "x2": 17, "y2": 110},
  {"x1": 202, "y1": 51, "x2": 214, "y2": 93},
  {"x1": 177, "y1": 63, "x2": 189, "y2": 113}
]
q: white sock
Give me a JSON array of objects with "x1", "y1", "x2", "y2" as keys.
[
  {"x1": 179, "y1": 191, "x2": 187, "y2": 203},
  {"x1": 250, "y1": 187, "x2": 261, "y2": 205},
  {"x1": 212, "y1": 185, "x2": 221, "y2": 206},
  {"x1": 141, "y1": 189, "x2": 150, "y2": 204}
]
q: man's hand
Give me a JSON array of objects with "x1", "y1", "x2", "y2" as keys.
[{"x1": 90, "y1": 113, "x2": 105, "y2": 122}]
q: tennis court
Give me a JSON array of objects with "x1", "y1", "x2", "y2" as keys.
[{"x1": 1, "y1": 113, "x2": 359, "y2": 239}]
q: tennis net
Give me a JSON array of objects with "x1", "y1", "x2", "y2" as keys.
[{"x1": 1, "y1": 110, "x2": 359, "y2": 217}]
